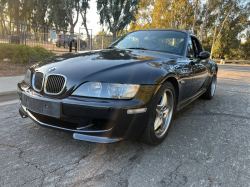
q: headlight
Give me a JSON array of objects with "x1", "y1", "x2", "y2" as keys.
[
  {"x1": 24, "y1": 69, "x2": 31, "y2": 85},
  {"x1": 72, "y1": 82, "x2": 140, "y2": 99}
]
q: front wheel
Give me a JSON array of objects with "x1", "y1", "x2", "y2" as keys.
[
  {"x1": 139, "y1": 81, "x2": 175, "y2": 145},
  {"x1": 201, "y1": 72, "x2": 217, "y2": 100}
]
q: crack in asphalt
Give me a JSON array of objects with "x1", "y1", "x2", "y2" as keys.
[
  {"x1": 68, "y1": 143, "x2": 145, "y2": 187},
  {"x1": 71, "y1": 156, "x2": 112, "y2": 187},
  {"x1": 19, "y1": 176, "x2": 42, "y2": 187},
  {"x1": 1, "y1": 142, "x2": 96, "y2": 187},
  {"x1": 54, "y1": 147, "x2": 94, "y2": 187},
  {"x1": 0, "y1": 143, "x2": 46, "y2": 186}
]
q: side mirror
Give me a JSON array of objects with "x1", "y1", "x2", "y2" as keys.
[{"x1": 198, "y1": 51, "x2": 210, "y2": 59}]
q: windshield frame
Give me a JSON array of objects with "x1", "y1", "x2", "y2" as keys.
[{"x1": 109, "y1": 30, "x2": 188, "y2": 56}]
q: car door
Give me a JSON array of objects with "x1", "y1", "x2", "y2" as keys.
[{"x1": 188, "y1": 36, "x2": 209, "y2": 96}]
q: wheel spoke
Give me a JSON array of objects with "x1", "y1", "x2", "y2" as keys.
[
  {"x1": 163, "y1": 108, "x2": 170, "y2": 117},
  {"x1": 156, "y1": 107, "x2": 161, "y2": 116},
  {"x1": 154, "y1": 116, "x2": 162, "y2": 130},
  {"x1": 158, "y1": 92, "x2": 167, "y2": 108}
]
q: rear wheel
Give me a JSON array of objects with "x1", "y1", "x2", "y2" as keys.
[
  {"x1": 201, "y1": 72, "x2": 217, "y2": 100},
  {"x1": 81, "y1": 43, "x2": 86, "y2": 49},
  {"x1": 139, "y1": 81, "x2": 175, "y2": 145}
]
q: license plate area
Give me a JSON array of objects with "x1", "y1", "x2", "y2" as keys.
[{"x1": 21, "y1": 93, "x2": 61, "y2": 118}]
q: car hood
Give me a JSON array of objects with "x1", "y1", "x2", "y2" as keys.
[{"x1": 32, "y1": 49, "x2": 181, "y2": 93}]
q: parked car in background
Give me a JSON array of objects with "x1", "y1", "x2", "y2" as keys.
[
  {"x1": 55, "y1": 34, "x2": 87, "y2": 49},
  {"x1": 18, "y1": 29, "x2": 217, "y2": 145}
]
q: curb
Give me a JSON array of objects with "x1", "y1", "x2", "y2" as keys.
[{"x1": 0, "y1": 91, "x2": 18, "y2": 101}]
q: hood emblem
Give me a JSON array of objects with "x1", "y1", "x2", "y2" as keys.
[{"x1": 48, "y1": 67, "x2": 57, "y2": 72}]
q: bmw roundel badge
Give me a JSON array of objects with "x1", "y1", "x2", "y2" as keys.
[{"x1": 48, "y1": 67, "x2": 56, "y2": 72}]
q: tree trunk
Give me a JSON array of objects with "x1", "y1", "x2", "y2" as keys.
[
  {"x1": 211, "y1": 7, "x2": 220, "y2": 59},
  {"x1": 15, "y1": 0, "x2": 20, "y2": 36},
  {"x1": 1, "y1": 21, "x2": 4, "y2": 38},
  {"x1": 211, "y1": 1, "x2": 236, "y2": 58},
  {"x1": 112, "y1": 24, "x2": 117, "y2": 42},
  {"x1": 70, "y1": 26, "x2": 74, "y2": 35},
  {"x1": 69, "y1": 1, "x2": 80, "y2": 35},
  {"x1": 217, "y1": 1, "x2": 236, "y2": 39},
  {"x1": 192, "y1": 0, "x2": 199, "y2": 34},
  {"x1": 81, "y1": 11, "x2": 90, "y2": 48},
  {"x1": 220, "y1": 51, "x2": 224, "y2": 59},
  {"x1": 200, "y1": 0, "x2": 211, "y2": 43}
]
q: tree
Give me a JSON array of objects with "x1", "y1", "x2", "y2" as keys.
[
  {"x1": 64, "y1": 0, "x2": 81, "y2": 34},
  {"x1": 130, "y1": 0, "x2": 195, "y2": 31},
  {"x1": 192, "y1": 0, "x2": 199, "y2": 34},
  {"x1": 129, "y1": 0, "x2": 154, "y2": 31},
  {"x1": 210, "y1": 0, "x2": 250, "y2": 59},
  {"x1": 47, "y1": 0, "x2": 69, "y2": 31},
  {"x1": 199, "y1": 0, "x2": 212, "y2": 43},
  {"x1": 97, "y1": 0, "x2": 140, "y2": 41},
  {"x1": 80, "y1": 0, "x2": 90, "y2": 46},
  {"x1": 210, "y1": 6, "x2": 220, "y2": 59}
]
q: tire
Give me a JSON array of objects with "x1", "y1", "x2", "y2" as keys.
[
  {"x1": 201, "y1": 72, "x2": 217, "y2": 100},
  {"x1": 64, "y1": 42, "x2": 69, "y2": 49},
  {"x1": 81, "y1": 43, "x2": 86, "y2": 49},
  {"x1": 139, "y1": 81, "x2": 176, "y2": 146}
]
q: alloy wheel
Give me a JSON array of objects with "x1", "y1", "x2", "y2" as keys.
[
  {"x1": 154, "y1": 89, "x2": 174, "y2": 138},
  {"x1": 211, "y1": 74, "x2": 217, "y2": 96}
]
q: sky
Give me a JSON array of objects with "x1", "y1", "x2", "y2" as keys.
[{"x1": 74, "y1": 1, "x2": 105, "y2": 36}]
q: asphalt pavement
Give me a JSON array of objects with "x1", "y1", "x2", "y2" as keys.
[{"x1": 0, "y1": 64, "x2": 250, "y2": 187}]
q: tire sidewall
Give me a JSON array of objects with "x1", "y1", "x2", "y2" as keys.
[
  {"x1": 202, "y1": 72, "x2": 217, "y2": 100},
  {"x1": 142, "y1": 81, "x2": 176, "y2": 145},
  {"x1": 81, "y1": 43, "x2": 86, "y2": 49},
  {"x1": 211, "y1": 73, "x2": 217, "y2": 97}
]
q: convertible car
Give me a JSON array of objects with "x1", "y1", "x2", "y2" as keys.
[{"x1": 18, "y1": 29, "x2": 218, "y2": 145}]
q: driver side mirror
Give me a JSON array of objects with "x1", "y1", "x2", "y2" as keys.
[{"x1": 198, "y1": 51, "x2": 210, "y2": 59}]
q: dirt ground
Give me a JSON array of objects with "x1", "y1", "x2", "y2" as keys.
[{"x1": 0, "y1": 60, "x2": 32, "y2": 77}]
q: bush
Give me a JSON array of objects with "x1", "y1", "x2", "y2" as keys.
[{"x1": 0, "y1": 43, "x2": 55, "y2": 63}]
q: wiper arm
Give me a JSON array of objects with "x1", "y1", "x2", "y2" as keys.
[{"x1": 126, "y1": 47, "x2": 148, "y2": 50}]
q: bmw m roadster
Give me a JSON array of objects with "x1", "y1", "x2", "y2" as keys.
[{"x1": 18, "y1": 29, "x2": 218, "y2": 145}]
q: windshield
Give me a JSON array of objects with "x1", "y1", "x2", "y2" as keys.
[{"x1": 109, "y1": 30, "x2": 186, "y2": 55}]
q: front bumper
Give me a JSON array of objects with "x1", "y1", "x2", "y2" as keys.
[{"x1": 18, "y1": 81, "x2": 157, "y2": 143}]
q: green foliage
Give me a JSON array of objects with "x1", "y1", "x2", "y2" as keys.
[
  {"x1": 130, "y1": 0, "x2": 194, "y2": 31},
  {"x1": 131, "y1": 0, "x2": 250, "y2": 60},
  {"x1": 97, "y1": 0, "x2": 139, "y2": 39},
  {"x1": 208, "y1": 0, "x2": 250, "y2": 60},
  {"x1": 0, "y1": 44, "x2": 55, "y2": 63}
]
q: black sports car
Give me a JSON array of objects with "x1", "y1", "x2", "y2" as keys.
[{"x1": 18, "y1": 29, "x2": 218, "y2": 145}]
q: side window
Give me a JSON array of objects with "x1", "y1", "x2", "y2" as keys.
[
  {"x1": 186, "y1": 38, "x2": 194, "y2": 58},
  {"x1": 191, "y1": 37, "x2": 203, "y2": 57}
]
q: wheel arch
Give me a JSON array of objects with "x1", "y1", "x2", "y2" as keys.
[{"x1": 164, "y1": 76, "x2": 180, "y2": 112}]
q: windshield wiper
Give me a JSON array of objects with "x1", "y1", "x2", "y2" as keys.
[{"x1": 126, "y1": 47, "x2": 148, "y2": 50}]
